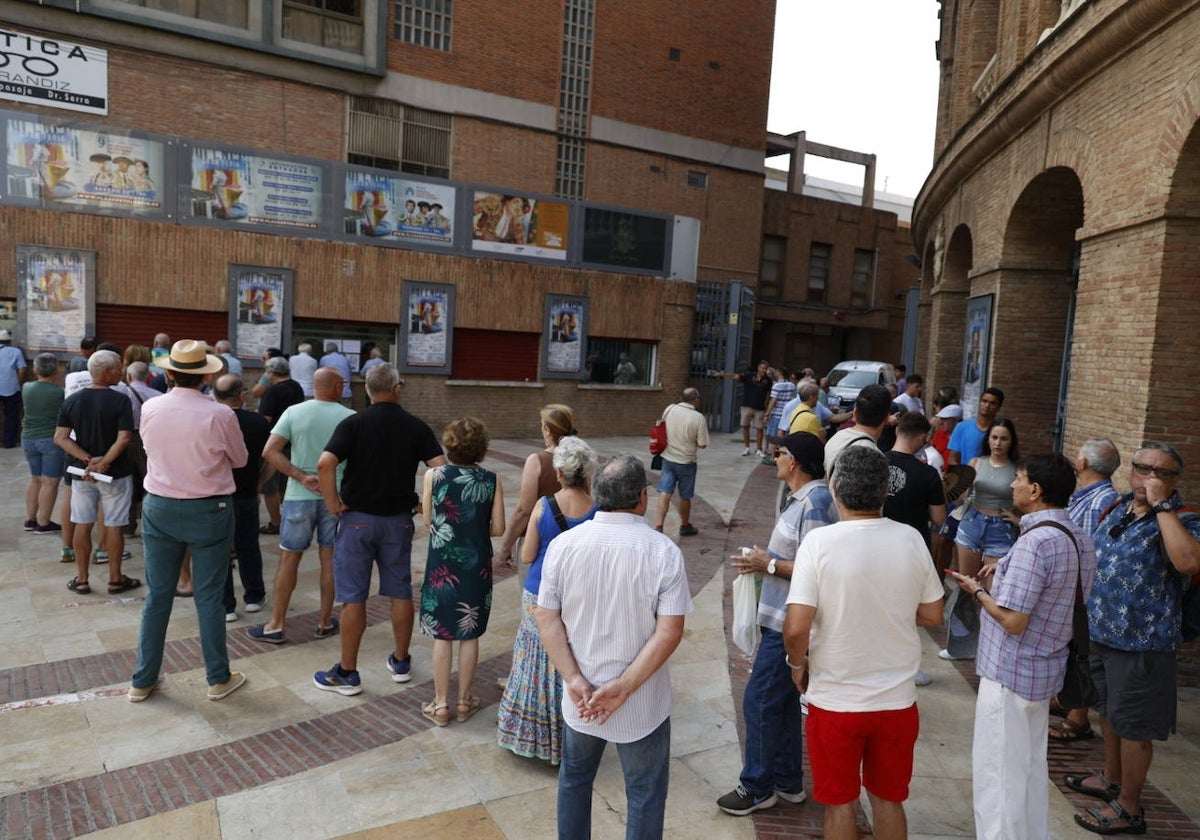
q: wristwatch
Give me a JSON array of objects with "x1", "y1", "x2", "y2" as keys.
[
  {"x1": 1150, "y1": 501, "x2": 1174, "y2": 515},
  {"x1": 766, "y1": 558, "x2": 777, "y2": 575}
]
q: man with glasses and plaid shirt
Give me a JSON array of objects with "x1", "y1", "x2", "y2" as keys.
[{"x1": 1065, "y1": 442, "x2": 1200, "y2": 836}]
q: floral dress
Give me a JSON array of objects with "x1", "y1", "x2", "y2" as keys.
[{"x1": 419, "y1": 464, "x2": 497, "y2": 640}]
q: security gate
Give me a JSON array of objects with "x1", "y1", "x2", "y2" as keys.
[{"x1": 691, "y1": 280, "x2": 755, "y2": 433}]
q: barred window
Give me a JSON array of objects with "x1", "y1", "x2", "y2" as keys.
[
  {"x1": 394, "y1": 0, "x2": 452, "y2": 51},
  {"x1": 347, "y1": 97, "x2": 451, "y2": 178}
]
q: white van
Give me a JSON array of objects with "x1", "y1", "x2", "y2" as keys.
[{"x1": 825, "y1": 361, "x2": 897, "y2": 413}]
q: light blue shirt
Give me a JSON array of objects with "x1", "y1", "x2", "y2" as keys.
[
  {"x1": 0, "y1": 344, "x2": 25, "y2": 396},
  {"x1": 318, "y1": 352, "x2": 352, "y2": 398}
]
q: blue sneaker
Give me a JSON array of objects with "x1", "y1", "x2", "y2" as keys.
[
  {"x1": 386, "y1": 653, "x2": 412, "y2": 684},
  {"x1": 313, "y1": 663, "x2": 363, "y2": 696}
]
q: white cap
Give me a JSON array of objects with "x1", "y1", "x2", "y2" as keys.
[
  {"x1": 936, "y1": 404, "x2": 964, "y2": 419},
  {"x1": 0, "y1": 329, "x2": 11, "y2": 341}
]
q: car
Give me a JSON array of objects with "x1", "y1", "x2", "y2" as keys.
[{"x1": 825, "y1": 360, "x2": 897, "y2": 413}]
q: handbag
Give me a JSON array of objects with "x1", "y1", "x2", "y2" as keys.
[
  {"x1": 649, "y1": 407, "x2": 671, "y2": 456},
  {"x1": 1028, "y1": 520, "x2": 1097, "y2": 709}
]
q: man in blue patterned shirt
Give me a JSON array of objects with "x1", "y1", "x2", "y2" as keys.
[
  {"x1": 1067, "y1": 438, "x2": 1121, "y2": 536},
  {"x1": 717, "y1": 431, "x2": 836, "y2": 816},
  {"x1": 1065, "y1": 442, "x2": 1200, "y2": 836}
]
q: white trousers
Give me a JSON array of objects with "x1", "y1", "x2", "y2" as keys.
[{"x1": 972, "y1": 676, "x2": 1050, "y2": 840}]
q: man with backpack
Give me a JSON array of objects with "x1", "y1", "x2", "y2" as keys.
[{"x1": 1065, "y1": 442, "x2": 1200, "y2": 836}]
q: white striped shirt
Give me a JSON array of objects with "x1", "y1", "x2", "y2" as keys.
[{"x1": 538, "y1": 511, "x2": 694, "y2": 743}]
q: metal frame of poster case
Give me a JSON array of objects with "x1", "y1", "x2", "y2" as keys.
[
  {"x1": 960, "y1": 293, "x2": 994, "y2": 422},
  {"x1": 336, "y1": 165, "x2": 463, "y2": 253},
  {"x1": 458, "y1": 182, "x2": 575, "y2": 267},
  {"x1": 227, "y1": 264, "x2": 294, "y2": 364},
  {"x1": 0, "y1": 107, "x2": 177, "y2": 221},
  {"x1": 14, "y1": 243, "x2": 96, "y2": 356},
  {"x1": 575, "y1": 202, "x2": 674, "y2": 277},
  {"x1": 177, "y1": 140, "x2": 335, "y2": 239},
  {"x1": 541, "y1": 293, "x2": 589, "y2": 380},
  {"x1": 398, "y1": 280, "x2": 455, "y2": 375}
]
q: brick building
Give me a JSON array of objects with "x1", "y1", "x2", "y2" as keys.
[
  {"x1": 914, "y1": 0, "x2": 1200, "y2": 677},
  {"x1": 0, "y1": 0, "x2": 775, "y2": 437}
]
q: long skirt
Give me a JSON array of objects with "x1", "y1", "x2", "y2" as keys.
[{"x1": 496, "y1": 589, "x2": 564, "y2": 765}]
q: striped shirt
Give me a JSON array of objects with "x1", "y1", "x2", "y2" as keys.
[
  {"x1": 538, "y1": 511, "x2": 694, "y2": 743},
  {"x1": 758, "y1": 481, "x2": 836, "y2": 632},
  {"x1": 1067, "y1": 479, "x2": 1119, "y2": 537}
]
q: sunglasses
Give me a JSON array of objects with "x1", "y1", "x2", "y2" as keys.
[{"x1": 1131, "y1": 461, "x2": 1180, "y2": 480}]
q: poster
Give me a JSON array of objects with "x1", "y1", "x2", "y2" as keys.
[
  {"x1": 230, "y1": 265, "x2": 291, "y2": 362},
  {"x1": 343, "y1": 171, "x2": 455, "y2": 246},
  {"x1": 581, "y1": 207, "x2": 669, "y2": 273},
  {"x1": 544, "y1": 294, "x2": 587, "y2": 376},
  {"x1": 16, "y1": 244, "x2": 94, "y2": 353},
  {"x1": 0, "y1": 26, "x2": 109, "y2": 115},
  {"x1": 961, "y1": 294, "x2": 993, "y2": 421},
  {"x1": 5, "y1": 117, "x2": 164, "y2": 214},
  {"x1": 402, "y1": 282, "x2": 453, "y2": 371},
  {"x1": 470, "y1": 190, "x2": 569, "y2": 260},
  {"x1": 188, "y1": 146, "x2": 324, "y2": 230}
]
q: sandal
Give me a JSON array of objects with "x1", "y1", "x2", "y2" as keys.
[
  {"x1": 422, "y1": 700, "x2": 452, "y2": 727},
  {"x1": 1074, "y1": 801, "x2": 1147, "y2": 835},
  {"x1": 108, "y1": 575, "x2": 142, "y2": 594},
  {"x1": 1064, "y1": 771, "x2": 1120, "y2": 802},
  {"x1": 67, "y1": 577, "x2": 91, "y2": 594},
  {"x1": 1050, "y1": 718, "x2": 1095, "y2": 742},
  {"x1": 456, "y1": 695, "x2": 481, "y2": 722}
]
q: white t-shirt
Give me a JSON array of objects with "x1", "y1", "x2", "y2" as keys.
[
  {"x1": 823, "y1": 429, "x2": 876, "y2": 478},
  {"x1": 787, "y1": 517, "x2": 944, "y2": 712},
  {"x1": 895, "y1": 393, "x2": 924, "y2": 415}
]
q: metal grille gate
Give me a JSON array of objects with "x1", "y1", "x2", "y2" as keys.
[{"x1": 691, "y1": 280, "x2": 755, "y2": 433}]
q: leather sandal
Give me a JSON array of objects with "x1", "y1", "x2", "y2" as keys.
[
  {"x1": 67, "y1": 577, "x2": 91, "y2": 594},
  {"x1": 422, "y1": 700, "x2": 451, "y2": 727},
  {"x1": 1064, "y1": 771, "x2": 1120, "y2": 801},
  {"x1": 108, "y1": 575, "x2": 142, "y2": 594},
  {"x1": 456, "y1": 695, "x2": 481, "y2": 722},
  {"x1": 1074, "y1": 801, "x2": 1147, "y2": 835}
]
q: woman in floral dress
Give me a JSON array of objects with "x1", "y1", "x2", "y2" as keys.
[
  {"x1": 496, "y1": 436, "x2": 597, "y2": 763},
  {"x1": 419, "y1": 417, "x2": 505, "y2": 726}
]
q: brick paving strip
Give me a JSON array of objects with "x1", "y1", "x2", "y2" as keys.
[{"x1": 0, "y1": 445, "x2": 732, "y2": 839}]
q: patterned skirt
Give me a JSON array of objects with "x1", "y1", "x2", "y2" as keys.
[{"x1": 496, "y1": 589, "x2": 563, "y2": 765}]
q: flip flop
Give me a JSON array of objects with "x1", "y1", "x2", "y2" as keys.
[
  {"x1": 1050, "y1": 718, "x2": 1095, "y2": 742},
  {"x1": 67, "y1": 577, "x2": 91, "y2": 594},
  {"x1": 108, "y1": 575, "x2": 142, "y2": 594}
]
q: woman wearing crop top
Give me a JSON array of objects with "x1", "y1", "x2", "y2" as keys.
[{"x1": 942, "y1": 418, "x2": 1019, "y2": 660}]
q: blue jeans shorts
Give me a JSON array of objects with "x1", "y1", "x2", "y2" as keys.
[
  {"x1": 70, "y1": 475, "x2": 133, "y2": 526},
  {"x1": 280, "y1": 498, "x2": 337, "y2": 552},
  {"x1": 333, "y1": 511, "x2": 414, "y2": 603},
  {"x1": 23, "y1": 437, "x2": 65, "y2": 479},
  {"x1": 954, "y1": 507, "x2": 1016, "y2": 557},
  {"x1": 657, "y1": 459, "x2": 698, "y2": 500}
]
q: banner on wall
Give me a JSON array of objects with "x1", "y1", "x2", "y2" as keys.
[
  {"x1": 228, "y1": 265, "x2": 292, "y2": 362},
  {"x1": 15, "y1": 244, "x2": 95, "y2": 353},
  {"x1": 0, "y1": 27, "x2": 108, "y2": 115},
  {"x1": 400, "y1": 280, "x2": 454, "y2": 374},
  {"x1": 470, "y1": 190, "x2": 570, "y2": 260},
  {"x1": 960, "y1": 293, "x2": 994, "y2": 421},
  {"x1": 581, "y1": 207, "x2": 669, "y2": 274},
  {"x1": 343, "y1": 171, "x2": 454, "y2": 246},
  {"x1": 186, "y1": 146, "x2": 324, "y2": 230},
  {"x1": 543, "y1": 294, "x2": 588, "y2": 378},
  {"x1": 5, "y1": 117, "x2": 164, "y2": 213}
]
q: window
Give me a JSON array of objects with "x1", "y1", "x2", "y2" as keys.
[
  {"x1": 294, "y1": 320, "x2": 397, "y2": 372},
  {"x1": 394, "y1": 0, "x2": 452, "y2": 51},
  {"x1": 686, "y1": 170, "x2": 708, "y2": 190},
  {"x1": 851, "y1": 249, "x2": 875, "y2": 308},
  {"x1": 807, "y1": 243, "x2": 831, "y2": 304},
  {"x1": 346, "y1": 98, "x2": 451, "y2": 178},
  {"x1": 107, "y1": 0, "x2": 249, "y2": 27},
  {"x1": 282, "y1": 0, "x2": 364, "y2": 53},
  {"x1": 759, "y1": 235, "x2": 785, "y2": 300},
  {"x1": 555, "y1": 0, "x2": 595, "y2": 198},
  {"x1": 584, "y1": 338, "x2": 655, "y2": 386}
]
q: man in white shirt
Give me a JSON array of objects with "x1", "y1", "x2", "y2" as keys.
[
  {"x1": 653, "y1": 387, "x2": 710, "y2": 537},
  {"x1": 290, "y1": 343, "x2": 319, "y2": 399},
  {"x1": 537, "y1": 455, "x2": 694, "y2": 840},
  {"x1": 894, "y1": 374, "x2": 925, "y2": 415},
  {"x1": 785, "y1": 445, "x2": 944, "y2": 840}
]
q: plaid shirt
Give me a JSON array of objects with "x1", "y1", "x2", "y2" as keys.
[
  {"x1": 1067, "y1": 479, "x2": 1119, "y2": 537},
  {"x1": 757, "y1": 480, "x2": 837, "y2": 632},
  {"x1": 976, "y1": 508, "x2": 1096, "y2": 702}
]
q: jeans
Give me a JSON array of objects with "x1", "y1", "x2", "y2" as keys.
[
  {"x1": 133, "y1": 494, "x2": 235, "y2": 688},
  {"x1": 558, "y1": 717, "x2": 671, "y2": 840},
  {"x1": 224, "y1": 496, "x2": 266, "y2": 612},
  {"x1": 740, "y1": 627, "x2": 804, "y2": 795}
]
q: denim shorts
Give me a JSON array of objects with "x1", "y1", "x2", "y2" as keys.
[
  {"x1": 70, "y1": 475, "x2": 133, "y2": 526},
  {"x1": 280, "y1": 498, "x2": 337, "y2": 552},
  {"x1": 657, "y1": 459, "x2": 698, "y2": 500},
  {"x1": 23, "y1": 436, "x2": 65, "y2": 479},
  {"x1": 954, "y1": 507, "x2": 1016, "y2": 557},
  {"x1": 333, "y1": 511, "x2": 414, "y2": 603}
]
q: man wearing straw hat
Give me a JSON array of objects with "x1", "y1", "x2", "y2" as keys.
[{"x1": 129, "y1": 340, "x2": 249, "y2": 703}]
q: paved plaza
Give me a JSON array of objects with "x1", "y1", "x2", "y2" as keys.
[{"x1": 2, "y1": 434, "x2": 1199, "y2": 839}]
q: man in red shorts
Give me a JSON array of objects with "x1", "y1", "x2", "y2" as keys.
[{"x1": 784, "y1": 445, "x2": 944, "y2": 839}]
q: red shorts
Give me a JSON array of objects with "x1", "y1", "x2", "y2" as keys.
[{"x1": 805, "y1": 703, "x2": 919, "y2": 805}]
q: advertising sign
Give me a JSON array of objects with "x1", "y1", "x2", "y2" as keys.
[
  {"x1": 581, "y1": 207, "x2": 670, "y2": 274},
  {"x1": 960, "y1": 294, "x2": 994, "y2": 421},
  {"x1": 187, "y1": 146, "x2": 325, "y2": 231},
  {"x1": 0, "y1": 27, "x2": 108, "y2": 115},
  {"x1": 343, "y1": 171, "x2": 454, "y2": 247},
  {"x1": 229, "y1": 265, "x2": 292, "y2": 362},
  {"x1": 400, "y1": 280, "x2": 454, "y2": 374},
  {"x1": 5, "y1": 117, "x2": 164, "y2": 214},
  {"x1": 470, "y1": 190, "x2": 570, "y2": 261},
  {"x1": 15, "y1": 244, "x2": 95, "y2": 354},
  {"x1": 542, "y1": 294, "x2": 588, "y2": 378}
]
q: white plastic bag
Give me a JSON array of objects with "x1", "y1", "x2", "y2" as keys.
[{"x1": 732, "y1": 573, "x2": 759, "y2": 655}]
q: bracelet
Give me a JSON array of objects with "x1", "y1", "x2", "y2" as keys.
[{"x1": 785, "y1": 654, "x2": 806, "y2": 671}]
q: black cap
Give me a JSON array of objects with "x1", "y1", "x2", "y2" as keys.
[{"x1": 764, "y1": 431, "x2": 826, "y2": 478}]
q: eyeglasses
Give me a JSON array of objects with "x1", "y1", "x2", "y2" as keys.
[
  {"x1": 1108, "y1": 508, "x2": 1137, "y2": 540},
  {"x1": 1131, "y1": 461, "x2": 1180, "y2": 479}
]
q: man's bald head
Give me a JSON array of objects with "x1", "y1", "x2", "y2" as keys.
[
  {"x1": 153, "y1": 333, "x2": 171, "y2": 349},
  {"x1": 313, "y1": 367, "x2": 344, "y2": 401},
  {"x1": 213, "y1": 373, "x2": 245, "y2": 406}
]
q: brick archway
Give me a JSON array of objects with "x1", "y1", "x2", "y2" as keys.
[{"x1": 925, "y1": 222, "x2": 973, "y2": 405}]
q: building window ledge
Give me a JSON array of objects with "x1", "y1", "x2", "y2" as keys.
[
  {"x1": 578, "y1": 383, "x2": 663, "y2": 391},
  {"x1": 445, "y1": 379, "x2": 545, "y2": 388}
]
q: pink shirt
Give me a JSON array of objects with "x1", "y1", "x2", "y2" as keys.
[{"x1": 141, "y1": 387, "x2": 248, "y2": 498}]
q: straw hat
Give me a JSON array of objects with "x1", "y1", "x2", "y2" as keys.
[{"x1": 156, "y1": 339, "x2": 224, "y2": 375}]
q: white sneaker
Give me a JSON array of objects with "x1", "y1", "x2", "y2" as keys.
[
  {"x1": 225, "y1": 611, "x2": 238, "y2": 623},
  {"x1": 755, "y1": 449, "x2": 765, "y2": 458},
  {"x1": 245, "y1": 600, "x2": 266, "y2": 613},
  {"x1": 742, "y1": 446, "x2": 751, "y2": 456},
  {"x1": 915, "y1": 670, "x2": 932, "y2": 687}
]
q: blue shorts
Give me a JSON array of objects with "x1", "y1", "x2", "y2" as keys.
[
  {"x1": 280, "y1": 498, "x2": 337, "y2": 552},
  {"x1": 23, "y1": 437, "x2": 65, "y2": 479},
  {"x1": 333, "y1": 511, "x2": 414, "y2": 603},
  {"x1": 657, "y1": 459, "x2": 698, "y2": 500},
  {"x1": 954, "y1": 508, "x2": 1016, "y2": 557}
]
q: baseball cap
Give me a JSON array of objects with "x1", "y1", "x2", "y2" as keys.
[
  {"x1": 936, "y1": 404, "x2": 964, "y2": 420},
  {"x1": 765, "y1": 431, "x2": 826, "y2": 477}
]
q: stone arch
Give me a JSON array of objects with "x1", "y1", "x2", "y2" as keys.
[
  {"x1": 1148, "y1": 70, "x2": 1200, "y2": 217},
  {"x1": 925, "y1": 221, "x2": 974, "y2": 405}
]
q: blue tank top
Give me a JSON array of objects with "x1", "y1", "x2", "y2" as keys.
[{"x1": 524, "y1": 495, "x2": 598, "y2": 595}]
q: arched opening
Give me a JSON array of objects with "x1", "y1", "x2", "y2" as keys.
[{"x1": 924, "y1": 222, "x2": 973, "y2": 404}]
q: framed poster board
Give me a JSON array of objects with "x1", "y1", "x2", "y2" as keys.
[
  {"x1": 15, "y1": 244, "x2": 95, "y2": 354},
  {"x1": 341, "y1": 169, "x2": 456, "y2": 249},
  {"x1": 400, "y1": 280, "x2": 454, "y2": 375},
  {"x1": 228, "y1": 265, "x2": 293, "y2": 363},
  {"x1": 541, "y1": 294, "x2": 588, "y2": 379},
  {"x1": 579, "y1": 205, "x2": 671, "y2": 275},
  {"x1": 961, "y1": 293, "x2": 994, "y2": 421},
  {"x1": 469, "y1": 188, "x2": 570, "y2": 262}
]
